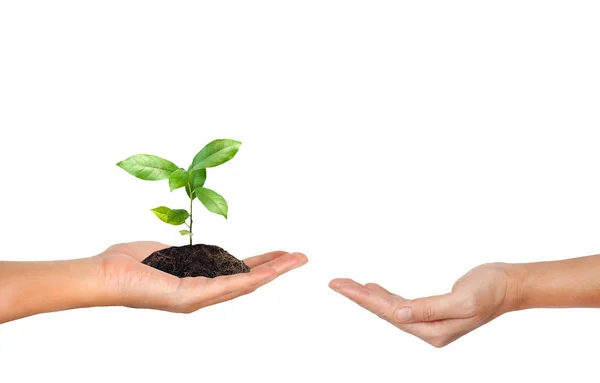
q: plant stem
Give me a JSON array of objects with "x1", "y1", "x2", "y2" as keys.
[{"x1": 189, "y1": 193, "x2": 193, "y2": 246}]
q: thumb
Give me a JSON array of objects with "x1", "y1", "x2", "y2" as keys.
[{"x1": 394, "y1": 293, "x2": 471, "y2": 323}]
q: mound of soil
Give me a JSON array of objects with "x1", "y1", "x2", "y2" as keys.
[{"x1": 142, "y1": 244, "x2": 250, "y2": 278}]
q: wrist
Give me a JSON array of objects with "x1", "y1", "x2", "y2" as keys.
[
  {"x1": 499, "y1": 262, "x2": 527, "y2": 313},
  {"x1": 64, "y1": 257, "x2": 112, "y2": 309}
]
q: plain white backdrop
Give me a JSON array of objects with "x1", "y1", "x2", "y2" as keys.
[{"x1": 1, "y1": 1, "x2": 600, "y2": 382}]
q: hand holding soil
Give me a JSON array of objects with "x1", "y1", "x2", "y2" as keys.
[
  {"x1": 0, "y1": 241, "x2": 308, "y2": 324},
  {"x1": 99, "y1": 242, "x2": 308, "y2": 312},
  {"x1": 0, "y1": 140, "x2": 310, "y2": 324}
]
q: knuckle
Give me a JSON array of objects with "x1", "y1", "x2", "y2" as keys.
[
  {"x1": 265, "y1": 267, "x2": 279, "y2": 280},
  {"x1": 421, "y1": 304, "x2": 436, "y2": 321},
  {"x1": 258, "y1": 266, "x2": 278, "y2": 282}
]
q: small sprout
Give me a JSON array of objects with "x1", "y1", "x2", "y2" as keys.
[{"x1": 117, "y1": 139, "x2": 241, "y2": 245}]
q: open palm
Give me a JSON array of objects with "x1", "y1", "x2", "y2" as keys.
[
  {"x1": 96, "y1": 241, "x2": 308, "y2": 313},
  {"x1": 329, "y1": 263, "x2": 515, "y2": 347}
]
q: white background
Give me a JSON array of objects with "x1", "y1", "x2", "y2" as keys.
[{"x1": 1, "y1": 1, "x2": 600, "y2": 382}]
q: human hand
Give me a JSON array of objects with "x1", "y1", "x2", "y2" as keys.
[
  {"x1": 0, "y1": 241, "x2": 307, "y2": 324},
  {"x1": 96, "y1": 241, "x2": 308, "y2": 313},
  {"x1": 329, "y1": 263, "x2": 521, "y2": 348}
]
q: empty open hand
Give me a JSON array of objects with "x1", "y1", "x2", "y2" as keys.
[{"x1": 329, "y1": 263, "x2": 519, "y2": 348}]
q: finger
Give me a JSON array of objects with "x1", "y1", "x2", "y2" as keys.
[
  {"x1": 329, "y1": 278, "x2": 399, "y2": 319},
  {"x1": 180, "y1": 252, "x2": 307, "y2": 311},
  {"x1": 330, "y1": 279, "x2": 417, "y2": 332},
  {"x1": 330, "y1": 279, "x2": 433, "y2": 325},
  {"x1": 330, "y1": 278, "x2": 476, "y2": 348},
  {"x1": 199, "y1": 285, "x2": 258, "y2": 309},
  {"x1": 185, "y1": 252, "x2": 308, "y2": 305},
  {"x1": 365, "y1": 282, "x2": 397, "y2": 296},
  {"x1": 243, "y1": 251, "x2": 289, "y2": 269},
  {"x1": 210, "y1": 252, "x2": 308, "y2": 294},
  {"x1": 339, "y1": 279, "x2": 472, "y2": 323},
  {"x1": 399, "y1": 293, "x2": 473, "y2": 323}
]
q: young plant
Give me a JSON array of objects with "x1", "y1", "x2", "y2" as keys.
[{"x1": 117, "y1": 139, "x2": 241, "y2": 246}]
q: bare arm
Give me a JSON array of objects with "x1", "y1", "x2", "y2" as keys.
[
  {"x1": 517, "y1": 254, "x2": 600, "y2": 309},
  {"x1": 330, "y1": 254, "x2": 600, "y2": 348},
  {"x1": 0, "y1": 258, "x2": 106, "y2": 324}
]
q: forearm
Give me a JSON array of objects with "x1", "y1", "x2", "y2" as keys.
[
  {"x1": 0, "y1": 258, "x2": 107, "y2": 324},
  {"x1": 509, "y1": 254, "x2": 600, "y2": 311}
]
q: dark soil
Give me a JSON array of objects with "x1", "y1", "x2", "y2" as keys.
[{"x1": 142, "y1": 244, "x2": 250, "y2": 278}]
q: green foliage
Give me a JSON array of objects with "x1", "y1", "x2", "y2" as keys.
[
  {"x1": 169, "y1": 168, "x2": 189, "y2": 191},
  {"x1": 117, "y1": 138, "x2": 241, "y2": 243},
  {"x1": 191, "y1": 139, "x2": 241, "y2": 170},
  {"x1": 195, "y1": 187, "x2": 228, "y2": 219},
  {"x1": 185, "y1": 168, "x2": 207, "y2": 198},
  {"x1": 150, "y1": 206, "x2": 189, "y2": 225},
  {"x1": 117, "y1": 154, "x2": 178, "y2": 180}
]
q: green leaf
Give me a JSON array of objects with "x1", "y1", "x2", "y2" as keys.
[
  {"x1": 194, "y1": 187, "x2": 228, "y2": 219},
  {"x1": 179, "y1": 230, "x2": 193, "y2": 236},
  {"x1": 150, "y1": 206, "x2": 190, "y2": 225},
  {"x1": 169, "y1": 168, "x2": 189, "y2": 192},
  {"x1": 185, "y1": 168, "x2": 207, "y2": 199},
  {"x1": 117, "y1": 154, "x2": 178, "y2": 181},
  {"x1": 191, "y1": 139, "x2": 241, "y2": 170}
]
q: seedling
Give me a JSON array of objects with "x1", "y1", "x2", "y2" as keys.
[{"x1": 117, "y1": 139, "x2": 241, "y2": 246}]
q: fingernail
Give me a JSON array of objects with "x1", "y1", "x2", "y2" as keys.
[
  {"x1": 329, "y1": 279, "x2": 344, "y2": 290},
  {"x1": 291, "y1": 252, "x2": 308, "y2": 266},
  {"x1": 395, "y1": 307, "x2": 412, "y2": 323}
]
